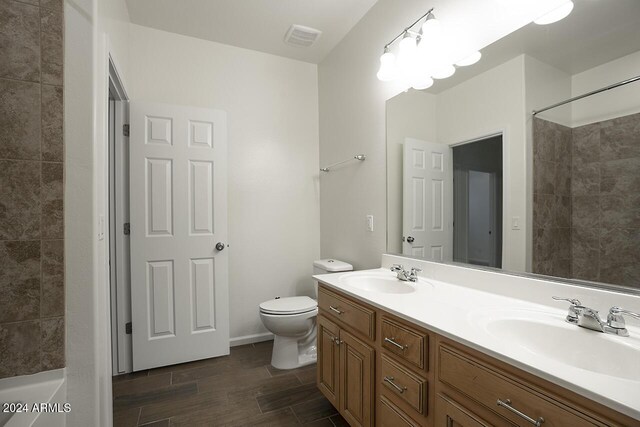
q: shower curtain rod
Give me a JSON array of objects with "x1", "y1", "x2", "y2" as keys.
[{"x1": 532, "y1": 74, "x2": 640, "y2": 116}]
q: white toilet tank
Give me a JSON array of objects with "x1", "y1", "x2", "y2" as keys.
[{"x1": 313, "y1": 259, "x2": 353, "y2": 275}]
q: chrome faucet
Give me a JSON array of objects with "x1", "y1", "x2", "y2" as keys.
[
  {"x1": 390, "y1": 264, "x2": 422, "y2": 282},
  {"x1": 553, "y1": 296, "x2": 640, "y2": 337}
]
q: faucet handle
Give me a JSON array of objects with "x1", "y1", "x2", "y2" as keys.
[
  {"x1": 552, "y1": 296, "x2": 582, "y2": 306},
  {"x1": 410, "y1": 267, "x2": 422, "y2": 273},
  {"x1": 607, "y1": 306, "x2": 640, "y2": 329},
  {"x1": 552, "y1": 296, "x2": 582, "y2": 324},
  {"x1": 390, "y1": 264, "x2": 403, "y2": 272}
]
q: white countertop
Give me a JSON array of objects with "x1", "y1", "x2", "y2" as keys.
[{"x1": 313, "y1": 255, "x2": 640, "y2": 421}]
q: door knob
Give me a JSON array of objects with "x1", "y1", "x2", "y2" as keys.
[
  {"x1": 215, "y1": 242, "x2": 225, "y2": 251},
  {"x1": 407, "y1": 236, "x2": 415, "y2": 243}
]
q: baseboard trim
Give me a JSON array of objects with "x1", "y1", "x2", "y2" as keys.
[{"x1": 230, "y1": 332, "x2": 274, "y2": 347}]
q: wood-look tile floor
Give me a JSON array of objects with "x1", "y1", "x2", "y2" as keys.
[{"x1": 112, "y1": 341, "x2": 347, "y2": 427}]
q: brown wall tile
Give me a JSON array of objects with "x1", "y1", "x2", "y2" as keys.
[
  {"x1": 533, "y1": 193, "x2": 554, "y2": 228},
  {"x1": 0, "y1": 320, "x2": 41, "y2": 377},
  {"x1": 0, "y1": 240, "x2": 41, "y2": 323},
  {"x1": 40, "y1": 8, "x2": 63, "y2": 86},
  {"x1": 600, "y1": 194, "x2": 640, "y2": 229},
  {"x1": 600, "y1": 114, "x2": 640, "y2": 161},
  {"x1": 600, "y1": 157, "x2": 640, "y2": 195},
  {"x1": 41, "y1": 239, "x2": 64, "y2": 317},
  {"x1": 555, "y1": 195, "x2": 571, "y2": 228},
  {"x1": 41, "y1": 316, "x2": 64, "y2": 370},
  {"x1": 41, "y1": 85, "x2": 64, "y2": 161},
  {"x1": 572, "y1": 123, "x2": 600, "y2": 164},
  {"x1": 0, "y1": 79, "x2": 41, "y2": 160},
  {"x1": 1, "y1": 0, "x2": 65, "y2": 379},
  {"x1": 572, "y1": 196, "x2": 599, "y2": 229},
  {"x1": 40, "y1": 0, "x2": 63, "y2": 11},
  {"x1": 533, "y1": 159, "x2": 556, "y2": 194},
  {"x1": 41, "y1": 162, "x2": 64, "y2": 238},
  {"x1": 0, "y1": 160, "x2": 41, "y2": 240},
  {"x1": 0, "y1": 1, "x2": 40, "y2": 82}
]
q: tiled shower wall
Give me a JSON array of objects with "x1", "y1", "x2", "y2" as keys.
[
  {"x1": 533, "y1": 113, "x2": 640, "y2": 289},
  {"x1": 571, "y1": 112, "x2": 640, "y2": 288},
  {"x1": 0, "y1": 0, "x2": 64, "y2": 378},
  {"x1": 532, "y1": 118, "x2": 573, "y2": 277}
]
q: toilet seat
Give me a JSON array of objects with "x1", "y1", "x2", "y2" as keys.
[{"x1": 259, "y1": 296, "x2": 317, "y2": 315}]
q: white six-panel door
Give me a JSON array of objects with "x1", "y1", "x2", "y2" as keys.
[
  {"x1": 130, "y1": 102, "x2": 229, "y2": 371},
  {"x1": 403, "y1": 138, "x2": 453, "y2": 261}
]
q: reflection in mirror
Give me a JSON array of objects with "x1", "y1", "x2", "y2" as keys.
[{"x1": 386, "y1": 0, "x2": 640, "y2": 291}]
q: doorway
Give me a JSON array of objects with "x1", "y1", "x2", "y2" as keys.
[
  {"x1": 108, "y1": 59, "x2": 132, "y2": 374},
  {"x1": 452, "y1": 135, "x2": 503, "y2": 268}
]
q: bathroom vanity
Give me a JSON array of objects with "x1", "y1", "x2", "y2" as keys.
[{"x1": 314, "y1": 256, "x2": 640, "y2": 427}]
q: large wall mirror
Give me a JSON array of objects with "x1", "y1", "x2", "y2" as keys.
[{"x1": 386, "y1": 0, "x2": 640, "y2": 292}]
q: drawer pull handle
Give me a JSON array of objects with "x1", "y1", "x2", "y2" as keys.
[
  {"x1": 497, "y1": 399, "x2": 545, "y2": 426},
  {"x1": 383, "y1": 376, "x2": 407, "y2": 394},
  {"x1": 329, "y1": 305, "x2": 343, "y2": 315},
  {"x1": 384, "y1": 337, "x2": 408, "y2": 350}
]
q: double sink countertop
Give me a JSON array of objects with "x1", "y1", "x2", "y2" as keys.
[{"x1": 313, "y1": 254, "x2": 640, "y2": 421}]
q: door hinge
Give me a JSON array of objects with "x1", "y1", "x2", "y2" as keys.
[
  {"x1": 125, "y1": 322, "x2": 132, "y2": 334},
  {"x1": 123, "y1": 222, "x2": 130, "y2": 235},
  {"x1": 123, "y1": 124, "x2": 130, "y2": 137}
]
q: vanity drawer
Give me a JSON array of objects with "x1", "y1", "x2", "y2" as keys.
[
  {"x1": 381, "y1": 354, "x2": 427, "y2": 415},
  {"x1": 318, "y1": 286, "x2": 375, "y2": 340},
  {"x1": 379, "y1": 395, "x2": 420, "y2": 427},
  {"x1": 438, "y1": 344, "x2": 602, "y2": 427},
  {"x1": 381, "y1": 317, "x2": 427, "y2": 371}
]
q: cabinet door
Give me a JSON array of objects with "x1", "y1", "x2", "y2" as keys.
[
  {"x1": 340, "y1": 329, "x2": 374, "y2": 427},
  {"x1": 435, "y1": 394, "x2": 491, "y2": 427},
  {"x1": 318, "y1": 315, "x2": 340, "y2": 408}
]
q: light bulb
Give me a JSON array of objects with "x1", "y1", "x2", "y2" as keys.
[
  {"x1": 397, "y1": 33, "x2": 419, "y2": 87},
  {"x1": 411, "y1": 75, "x2": 434, "y2": 90},
  {"x1": 534, "y1": 1, "x2": 574, "y2": 25},
  {"x1": 421, "y1": 13, "x2": 441, "y2": 39},
  {"x1": 376, "y1": 50, "x2": 397, "y2": 82},
  {"x1": 397, "y1": 34, "x2": 418, "y2": 66},
  {"x1": 431, "y1": 64, "x2": 455, "y2": 79},
  {"x1": 455, "y1": 51, "x2": 481, "y2": 67}
]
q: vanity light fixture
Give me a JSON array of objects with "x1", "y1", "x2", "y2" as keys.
[
  {"x1": 533, "y1": 1, "x2": 574, "y2": 25},
  {"x1": 376, "y1": 7, "x2": 481, "y2": 89}
]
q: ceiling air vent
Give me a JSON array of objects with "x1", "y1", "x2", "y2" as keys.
[{"x1": 284, "y1": 24, "x2": 322, "y2": 48}]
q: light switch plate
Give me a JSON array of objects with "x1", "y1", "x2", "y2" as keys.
[
  {"x1": 511, "y1": 216, "x2": 521, "y2": 230},
  {"x1": 366, "y1": 215, "x2": 374, "y2": 232}
]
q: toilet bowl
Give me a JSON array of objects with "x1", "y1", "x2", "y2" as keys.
[
  {"x1": 259, "y1": 296, "x2": 319, "y2": 369},
  {"x1": 259, "y1": 259, "x2": 353, "y2": 370}
]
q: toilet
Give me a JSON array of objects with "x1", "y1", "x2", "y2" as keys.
[{"x1": 259, "y1": 259, "x2": 353, "y2": 370}]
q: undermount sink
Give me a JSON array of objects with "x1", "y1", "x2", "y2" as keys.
[
  {"x1": 338, "y1": 270, "x2": 425, "y2": 294},
  {"x1": 471, "y1": 308, "x2": 640, "y2": 381}
]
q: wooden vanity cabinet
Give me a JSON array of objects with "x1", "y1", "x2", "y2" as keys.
[
  {"x1": 316, "y1": 284, "x2": 639, "y2": 427},
  {"x1": 317, "y1": 286, "x2": 376, "y2": 427},
  {"x1": 435, "y1": 336, "x2": 638, "y2": 427}
]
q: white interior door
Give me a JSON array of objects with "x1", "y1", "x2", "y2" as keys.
[
  {"x1": 403, "y1": 138, "x2": 452, "y2": 261},
  {"x1": 130, "y1": 101, "x2": 229, "y2": 371}
]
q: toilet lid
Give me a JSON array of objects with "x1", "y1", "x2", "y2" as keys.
[{"x1": 259, "y1": 296, "x2": 317, "y2": 315}]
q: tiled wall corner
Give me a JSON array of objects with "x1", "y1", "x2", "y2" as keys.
[
  {"x1": 534, "y1": 113, "x2": 640, "y2": 289},
  {"x1": 0, "y1": 0, "x2": 64, "y2": 379},
  {"x1": 532, "y1": 117, "x2": 573, "y2": 278}
]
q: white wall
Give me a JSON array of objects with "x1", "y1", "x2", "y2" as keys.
[
  {"x1": 318, "y1": 0, "x2": 564, "y2": 270},
  {"x1": 319, "y1": 0, "x2": 429, "y2": 269},
  {"x1": 65, "y1": 0, "x2": 131, "y2": 424},
  {"x1": 386, "y1": 90, "x2": 437, "y2": 254},
  {"x1": 128, "y1": 24, "x2": 320, "y2": 341},
  {"x1": 437, "y1": 56, "x2": 527, "y2": 271},
  {"x1": 571, "y1": 50, "x2": 640, "y2": 126}
]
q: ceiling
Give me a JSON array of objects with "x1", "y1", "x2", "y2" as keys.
[
  {"x1": 125, "y1": 0, "x2": 379, "y2": 64},
  {"x1": 426, "y1": 0, "x2": 640, "y2": 93}
]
